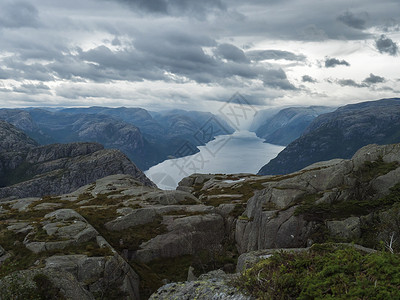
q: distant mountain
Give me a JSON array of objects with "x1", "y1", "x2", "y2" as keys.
[
  {"x1": 252, "y1": 106, "x2": 335, "y2": 146},
  {"x1": 0, "y1": 107, "x2": 234, "y2": 170},
  {"x1": 60, "y1": 106, "x2": 164, "y2": 138},
  {"x1": 0, "y1": 120, "x2": 38, "y2": 153},
  {"x1": 258, "y1": 98, "x2": 400, "y2": 175},
  {"x1": 249, "y1": 107, "x2": 284, "y2": 132},
  {"x1": 0, "y1": 120, "x2": 154, "y2": 198}
]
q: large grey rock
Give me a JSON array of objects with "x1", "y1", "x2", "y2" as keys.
[
  {"x1": 135, "y1": 214, "x2": 225, "y2": 263},
  {"x1": 105, "y1": 208, "x2": 157, "y2": 231},
  {"x1": 150, "y1": 270, "x2": 252, "y2": 300},
  {"x1": 45, "y1": 254, "x2": 140, "y2": 299},
  {"x1": 326, "y1": 217, "x2": 361, "y2": 240}
]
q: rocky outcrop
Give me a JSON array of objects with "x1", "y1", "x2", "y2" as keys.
[
  {"x1": 149, "y1": 270, "x2": 251, "y2": 300},
  {"x1": 0, "y1": 121, "x2": 154, "y2": 199},
  {"x1": 259, "y1": 98, "x2": 400, "y2": 175},
  {"x1": 0, "y1": 174, "x2": 230, "y2": 298},
  {"x1": 134, "y1": 213, "x2": 225, "y2": 263},
  {"x1": 237, "y1": 143, "x2": 400, "y2": 252},
  {"x1": 2, "y1": 201, "x2": 141, "y2": 299}
]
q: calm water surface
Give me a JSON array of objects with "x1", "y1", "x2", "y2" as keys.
[{"x1": 145, "y1": 130, "x2": 284, "y2": 189}]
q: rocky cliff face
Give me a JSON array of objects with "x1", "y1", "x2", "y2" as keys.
[
  {"x1": 259, "y1": 98, "x2": 400, "y2": 175},
  {"x1": 0, "y1": 121, "x2": 154, "y2": 198},
  {"x1": 178, "y1": 143, "x2": 400, "y2": 255},
  {"x1": 254, "y1": 106, "x2": 334, "y2": 146},
  {"x1": 0, "y1": 120, "x2": 38, "y2": 153}
]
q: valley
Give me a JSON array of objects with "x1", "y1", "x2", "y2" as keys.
[{"x1": 1, "y1": 98, "x2": 400, "y2": 299}]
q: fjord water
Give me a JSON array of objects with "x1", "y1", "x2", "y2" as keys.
[{"x1": 145, "y1": 130, "x2": 284, "y2": 190}]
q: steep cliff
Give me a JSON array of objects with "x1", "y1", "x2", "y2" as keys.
[
  {"x1": 259, "y1": 98, "x2": 400, "y2": 175},
  {"x1": 254, "y1": 106, "x2": 334, "y2": 146}
]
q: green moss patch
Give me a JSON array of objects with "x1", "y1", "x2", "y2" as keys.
[
  {"x1": 236, "y1": 243, "x2": 400, "y2": 299},
  {"x1": 295, "y1": 183, "x2": 400, "y2": 221},
  {"x1": 106, "y1": 216, "x2": 167, "y2": 252},
  {"x1": 0, "y1": 272, "x2": 65, "y2": 300},
  {"x1": 355, "y1": 156, "x2": 399, "y2": 182}
]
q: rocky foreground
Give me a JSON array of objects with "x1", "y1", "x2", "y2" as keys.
[{"x1": 1, "y1": 143, "x2": 400, "y2": 299}]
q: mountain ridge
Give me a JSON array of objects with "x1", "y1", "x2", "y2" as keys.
[{"x1": 258, "y1": 98, "x2": 400, "y2": 175}]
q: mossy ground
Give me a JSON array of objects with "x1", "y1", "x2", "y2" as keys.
[
  {"x1": 0, "y1": 272, "x2": 65, "y2": 300},
  {"x1": 236, "y1": 243, "x2": 400, "y2": 299}
]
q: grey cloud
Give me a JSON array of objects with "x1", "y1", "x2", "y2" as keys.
[
  {"x1": 325, "y1": 57, "x2": 350, "y2": 68},
  {"x1": 337, "y1": 73, "x2": 385, "y2": 88},
  {"x1": 215, "y1": 44, "x2": 248, "y2": 63},
  {"x1": 375, "y1": 35, "x2": 398, "y2": 55},
  {"x1": 362, "y1": 73, "x2": 385, "y2": 84},
  {"x1": 2, "y1": 58, "x2": 55, "y2": 81},
  {"x1": 107, "y1": 0, "x2": 225, "y2": 18},
  {"x1": 26, "y1": 35, "x2": 296, "y2": 91},
  {"x1": 246, "y1": 50, "x2": 306, "y2": 61},
  {"x1": 0, "y1": 1, "x2": 39, "y2": 28},
  {"x1": 337, "y1": 11, "x2": 367, "y2": 29},
  {"x1": 302, "y1": 75, "x2": 317, "y2": 83},
  {"x1": 111, "y1": 37, "x2": 121, "y2": 46},
  {"x1": 66, "y1": 32, "x2": 297, "y2": 90},
  {"x1": 13, "y1": 83, "x2": 52, "y2": 95},
  {"x1": 337, "y1": 79, "x2": 364, "y2": 87},
  {"x1": 262, "y1": 69, "x2": 297, "y2": 90}
]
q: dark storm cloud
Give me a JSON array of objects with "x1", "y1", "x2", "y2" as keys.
[
  {"x1": 302, "y1": 75, "x2": 317, "y2": 83},
  {"x1": 0, "y1": 1, "x2": 40, "y2": 28},
  {"x1": 106, "y1": 0, "x2": 225, "y2": 18},
  {"x1": 337, "y1": 11, "x2": 367, "y2": 29},
  {"x1": 27, "y1": 25, "x2": 292, "y2": 91},
  {"x1": 362, "y1": 73, "x2": 385, "y2": 84},
  {"x1": 324, "y1": 57, "x2": 350, "y2": 68},
  {"x1": 375, "y1": 35, "x2": 398, "y2": 55},
  {"x1": 246, "y1": 50, "x2": 306, "y2": 62},
  {"x1": 215, "y1": 44, "x2": 248, "y2": 63}
]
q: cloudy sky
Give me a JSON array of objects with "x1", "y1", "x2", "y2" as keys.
[{"x1": 0, "y1": 0, "x2": 399, "y2": 112}]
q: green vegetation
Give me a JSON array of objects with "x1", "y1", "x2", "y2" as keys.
[
  {"x1": 0, "y1": 225, "x2": 113, "y2": 277},
  {"x1": 106, "y1": 216, "x2": 167, "y2": 252},
  {"x1": 355, "y1": 156, "x2": 399, "y2": 182},
  {"x1": 0, "y1": 228, "x2": 41, "y2": 277},
  {"x1": 0, "y1": 162, "x2": 35, "y2": 187},
  {"x1": 132, "y1": 255, "x2": 195, "y2": 299},
  {"x1": 132, "y1": 239, "x2": 238, "y2": 299},
  {"x1": 0, "y1": 272, "x2": 65, "y2": 300},
  {"x1": 236, "y1": 243, "x2": 400, "y2": 299},
  {"x1": 295, "y1": 183, "x2": 400, "y2": 221},
  {"x1": 229, "y1": 203, "x2": 247, "y2": 218}
]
